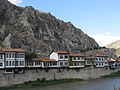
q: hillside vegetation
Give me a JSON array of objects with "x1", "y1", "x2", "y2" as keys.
[{"x1": 106, "y1": 40, "x2": 120, "y2": 56}]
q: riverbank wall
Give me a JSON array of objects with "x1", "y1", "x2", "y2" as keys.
[{"x1": 0, "y1": 67, "x2": 119, "y2": 86}]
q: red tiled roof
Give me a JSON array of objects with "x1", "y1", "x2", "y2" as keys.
[
  {"x1": 54, "y1": 51, "x2": 69, "y2": 54},
  {"x1": 69, "y1": 54, "x2": 85, "y2": 56},
  {"x1": 41, "y1": 59, "x2": 58, "y2": 62},
  {"x1": 107, "y1": 58, "x2": 116, "y2": 62},
  {"x1": 32, "y1": 58, "x2": 41, "y2": 61},
  {"x1": 85, "y1": 56, "x2": 94, "y2": 60},
  {"x1": 95, "y1": 54, "x2": 108, "y2": 57},
  {"x1": 112, "y1": 58, "x2": 120, "y2": 62},
  {"x1": 1, "y1": 48, "x2": 25, "y2": 52},
  {"x1": 40, "y1": 57, "x2": 49, "y2": 60},
  {"x1": 32, "y1": 57, "x2": 57, "y2": 62}
]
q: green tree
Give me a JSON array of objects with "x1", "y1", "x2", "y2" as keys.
[{"x1": 25, "y1": 52, "x2": 37, "y2": 60}]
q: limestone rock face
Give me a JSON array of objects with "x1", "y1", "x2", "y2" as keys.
[{"x1": 0, "y1": 0, "x2": 100, "y2": 55}]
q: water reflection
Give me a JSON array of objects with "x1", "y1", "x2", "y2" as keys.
[{"x1": 12, "y1": 77, "x2": 120, "y2": 90}]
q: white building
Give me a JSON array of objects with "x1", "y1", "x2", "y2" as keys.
[
  {"x1": 0, "y1": 53, "x2": 5, "y2": 69},
  {"x1": 50, "y1": 51, "x2": 69, "y2": 67},
  {"x1": 69, "y1": 54, "x2": 85, "y2": 68},
  {"x1": 0, "y1": 48, "x2": 25, "y2": 73},
  {"x1": 26, "y1": 57, "x2": 58, "y2": 68},
  {"x1": 94, "y1": 54, "x2": 108, "y2": 68},
  {"x1": 26, "y1": 58, "x2": 41, "y2": 68}
]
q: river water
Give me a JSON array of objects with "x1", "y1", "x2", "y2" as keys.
[{"x1": 13, "y1": 77, "x2": 120, "y2": 90}]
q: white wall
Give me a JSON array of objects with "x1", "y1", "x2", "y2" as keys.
[
  {"x1": 5, "y1": 52, "x2": 25, "y2": 68},
  {"x1": 50, "y1": 52, "x2": 58, "y2": 61}
]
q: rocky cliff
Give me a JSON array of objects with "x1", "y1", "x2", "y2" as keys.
[{"x1": 0, "y1": 0, "x2": 100, "y2": 55}]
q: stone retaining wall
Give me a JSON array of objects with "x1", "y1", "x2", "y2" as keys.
[{"x1": 0, "y1": 67, "x2": 119, "y2": 86}]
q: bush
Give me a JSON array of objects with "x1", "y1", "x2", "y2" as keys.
[{"x1": 25, "y1": 52, "x2": 37, "y2": 60}]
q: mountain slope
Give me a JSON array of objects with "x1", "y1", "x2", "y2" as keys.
[
  {"x1": 115, "y1": 48, "x2": 120, "y2": 56},
  {"x1": 0, "y1": 0, "x2": 100, "y2": 55},
  {"x1": 106, "y1": 40, "x2": 120, "y2": 49},
  {"x1": 106, "y1": 40, "x2": 120, "y2": 56}
]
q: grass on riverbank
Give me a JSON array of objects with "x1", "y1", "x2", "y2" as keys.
[
  {"x1": 0, "y1": 78, "x2": 84, "y2": 90},
  {"x1": 102, "y1": 71, "x2": 120, "y2": 78}
]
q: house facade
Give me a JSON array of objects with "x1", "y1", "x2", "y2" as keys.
[
  {"x1": 85, "y1": 56, "x2": 95, "y2": 66},
  {"x1": 107, "y1": 58, "x2": 117, "y2": 68},
  {"x1": 26, "y1": 58, "x2": 41, "y2": 68},
  {"x1": 94, "y1": 54, "x2": 108, "y2": 67},
  {"x1": 41, "y1": 58, "x2": 58, "y2": 68},
  {"x1": 0, "y1": 53, "x2": 5, "y2": 69},
  {"x1": 26, "y1": 57, "x2": 58, "y2": 68},
  {"x1": 50, "y1": 51, "x2": 69, "y2": 67},
  {"x1": 0, "y1": 49, "x2": 25, "y2": 73},
  {"x1": 69, "y1": 54, "x2": 85, "y2": 68}
]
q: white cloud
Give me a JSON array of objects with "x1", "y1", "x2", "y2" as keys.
[
  {"x1": 90, "y1": 33, "x2": 120, "y2": 46},
  {"x1": 8, "y1": 0, "x2": 23, "y2": 5}
]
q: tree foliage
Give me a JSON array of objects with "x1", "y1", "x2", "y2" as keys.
[{"x1": 25, "y1": 52, "x2": 37, "y2": 60}]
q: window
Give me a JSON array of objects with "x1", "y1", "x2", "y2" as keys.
[
  {"x1": 50, "y1": 62, "x2": 53, "y2": 66},
  {"x1": 99, "y1": 58, "x2": 101, "y2": 61},
  {"x1": 9, "y1": 53, "x2": 12, "y2": 58},
  {"x1": 6, "y1": 53, "x2": 8, "y2": 58},
  {"x1": 12, "y1": 54, "x2": 15, "y2": 58},
  {"x1": 78, "y1": 57, "x2": 80, "y2": 60},
  {"x1": 65, "y1": 55, "x2": 68, "y2": 59},
  {"x1": 60, "y1": 55, "x2": 63, "y2": 59},
  {"x1": 20, "y1": 61, "x2": 22, "y2": 66},
  {"x1": 101, "y1": 63, "x2": 103, "y2": 65},
  {"x1": 0, "y1": 55, "x2": 3, "y2": 59},
  {"x1": 16, "y1": 54, "x2": 19, "y2": 58},
  {"x1": 36, "y1": 61, "x2": 40, "y2": 65},
  {"x1": 6, "y1": 61, "x2": 8, "y2": 66},
  {"x1": 12, "y1": 61, "x2": 15, "y2": 66},
  {"x1": 9, "y1": 61, "x2": 11, "y2": 66},
  {"x1": 81, "y1": 57, "x2": 83, "y2": 60},
  {"x1": 65, "y1": 62, "x2": 68, "y2": 66},
  {"x1": 81, "y1": 62, "x2": 84, "y2": 66},
  {"x1": 29, "y1": 62, "x2": 33, "y2": 66},
  {"x1": 105, "y1": 62, "x2": 108, "y2": 64},
  {"x1": 73, "y1": 57, "x2": 76, "y2": 60},
  {"x1": 38, "y1": 62, "x2": 41, "y2": 65},
  {"x1": 0, "y1": 63, "x2": 3, "y2": 66},
  {"x1": 16, "y1": 61, "x2": 18, "y2": 66},
  {"x1": 5, "y1": 69, "x2": 14, "y2": 73},
  {"x1": 53, "y1": 62, "x2": 57, "y2": 65},
  {"x1": 21, "y1": 54, "x2": 25, "y2": 58},
  {"x1": 74, "y1": 62, "x2": 79, "y2": 66},
  {"x1": 35, "y1": 62, "x2": 37, "y2": 65},
  {"x1": 60, "y1": 62, "x2": 63, "y2": 66},
  {"x1": 87, "y1": 61, "x2": 90, "y2": 64},
  {"x1": 44, "y1": 62, "x2": 49, "y2": 67}
]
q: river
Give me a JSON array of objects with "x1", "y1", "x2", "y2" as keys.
[{"x1": 13, "y1": 77, "x2": 120, "y2": 90}]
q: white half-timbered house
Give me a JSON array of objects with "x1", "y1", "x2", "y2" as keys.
[{"x1": 50, "y1": 51, "x2": 69, "y2": 67}]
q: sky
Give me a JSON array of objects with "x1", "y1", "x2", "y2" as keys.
[{"x1": 8, "y1": 0, "x2": 120, "y2": 46}]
